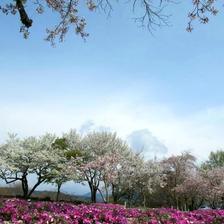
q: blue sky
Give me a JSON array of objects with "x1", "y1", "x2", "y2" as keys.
[{"x1": 1, "y1": 1, "x2": 224, "y2": 164}]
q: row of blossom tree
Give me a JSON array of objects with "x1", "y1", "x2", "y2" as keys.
[
  {"x1": 0, "y1": 131, "x2": 163, "y2": 203},
  {"x1": 0, "y1": 130, "x2": 224, "y2": 210}
]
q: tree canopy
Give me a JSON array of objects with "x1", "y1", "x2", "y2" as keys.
[
  {"x1": 202, "y1": 150, "x2": 224, "y2": 169},
  {"x1": 1, "y1": 131, "x2": 224, "y2": 209},
  {"x1": 0, "y1": 0, "x2": 220, "y2": 45}
]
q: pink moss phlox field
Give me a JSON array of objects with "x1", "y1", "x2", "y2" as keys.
[{"x1": 0, "y1": 199, "x2": 224, "y2": 224}]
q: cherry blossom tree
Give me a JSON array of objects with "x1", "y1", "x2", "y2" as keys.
[
  {"x1": 0, "y1": 133, "x2": 66, "y2": 198},
  {"x1": 0, "y1": 0, "x2": 220, "y2": 44},
  {"x1": 200, "y1": 167, "x2": 224, "y2": 208},
  {"x1": 106, "y1": 151, "x2": 165, "y2": 207},
  {"x1": 161, "y1": 152, "x2": 197, "y2": 209},
  {"x1": 46, "y1": 130, "x2": 83, "y2": 201},
  {"x1": 135, "y1": 159, "x2": 166, "y2": 208},
  {"x1": 174, "y1": 170, "x2": 206, "y2": 210},
  {"x1": 78, "y1": 133, "x2": 166, "y2": 206},
  {"x1": 45, "y1": 137, "x2": 71, "y2": 201},
  {"x1": 79, "y1": 131, "x2": 131, "y2": 203},
  {"x1": 106, "y1": 151, "x2": 142, "y2": 204}
]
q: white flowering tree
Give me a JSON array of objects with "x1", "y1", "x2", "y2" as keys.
[
  {"x1": 0, "y1": 133, "x2": 66, "y2": 199},
  {"x1": 47, "y1": 130, "x2": 83, "y2": 201},
  {"x1": 134, "y1": 159, "x2": 166, "y2": 207},
  {"x1": 109, "y1": 152, "x2": 143, "y2": 204},
  {"x1": 108, "y1": 152, "x2": 165, "y2": 207}
]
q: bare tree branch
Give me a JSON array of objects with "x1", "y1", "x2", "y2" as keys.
[{"x1": 16, "y1": 0, "x2": 33, "y2": 28}]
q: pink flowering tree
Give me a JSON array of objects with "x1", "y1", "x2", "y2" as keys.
[
  {"x1": 78, "y1": 131, "x2": 131, "y2": 203},
  {"x1": 175, "y1": 166, "x2": 224, "y2": 210},
  {"x1": 0, "y1": 0, "x2": 220, "y2": 44},
  {"x1": 174, "y1": 170, "x2": 206, "y2": 210},
  {"x1": 201, "y1": 167, "x2": 224, "y2": 208},
  {"x1": 161, "y1": 152, "x2": 197, "y2": 209}
]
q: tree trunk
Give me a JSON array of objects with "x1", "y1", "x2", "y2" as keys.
[
  {"x1": 176, "y1": 197, "x2": 179, "y2": 210},
  {"x1": 104, "y1": 181, "x2": 109, "y2": 203},
  {"x1": 143, "y1": 194, "x2": 146, "y2": 208},
  {"x1": 98, "y1": 188, "x2": 106, "y2": 203},
  {"x1": 21, "y1": 175, "x2": 29, "y2": 198},
  {"x1": 91, "y1": 187, "x2": 97, "y2": 203},
  {"x1": 28, "y1": 179, "x2": 44, "y2": 197},
  {"x1": 127, "y1": 193, "x2": 131, "y2": 208},
  {"x1": 56, "y1": 183, "x2": 62, "y2": 201},
  {"x1": 112, "y1": 184, "x2": 118, "y2": 203}
]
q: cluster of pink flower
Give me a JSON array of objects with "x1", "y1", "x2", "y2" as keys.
[{"x1": 0, "y1": 199, "x2": 224, "y2": 224}]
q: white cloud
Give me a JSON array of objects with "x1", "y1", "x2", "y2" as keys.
[
  {"x1": 79, "y1": 120, "x2": 95, "y2": 134},
  {"x1": 79, "y1": 120, "x2": 111, "y2": 135},
  {"x1": 127, "y1": 129, "x2": 168, "y2": 159},
  {"x1": 1, "y1": 96, "x2": 224, "y2": 162}
]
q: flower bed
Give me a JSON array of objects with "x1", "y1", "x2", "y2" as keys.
[{"x1": 0, "y1": 198, "x2": 224, "y2": 223}]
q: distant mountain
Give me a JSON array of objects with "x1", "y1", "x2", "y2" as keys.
[
  {"x1": 0, "y1": 186, "x2": 106, "y2": 203},
  {"x1": 81, "y1": 192, "x2": 104, "y2": 202},
  {"x1": 32, "y1": 190, "x2": 89, "y2": 202},
  {"x1": 0, "y1": 187, "x2": 89, "y2": 203}
]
